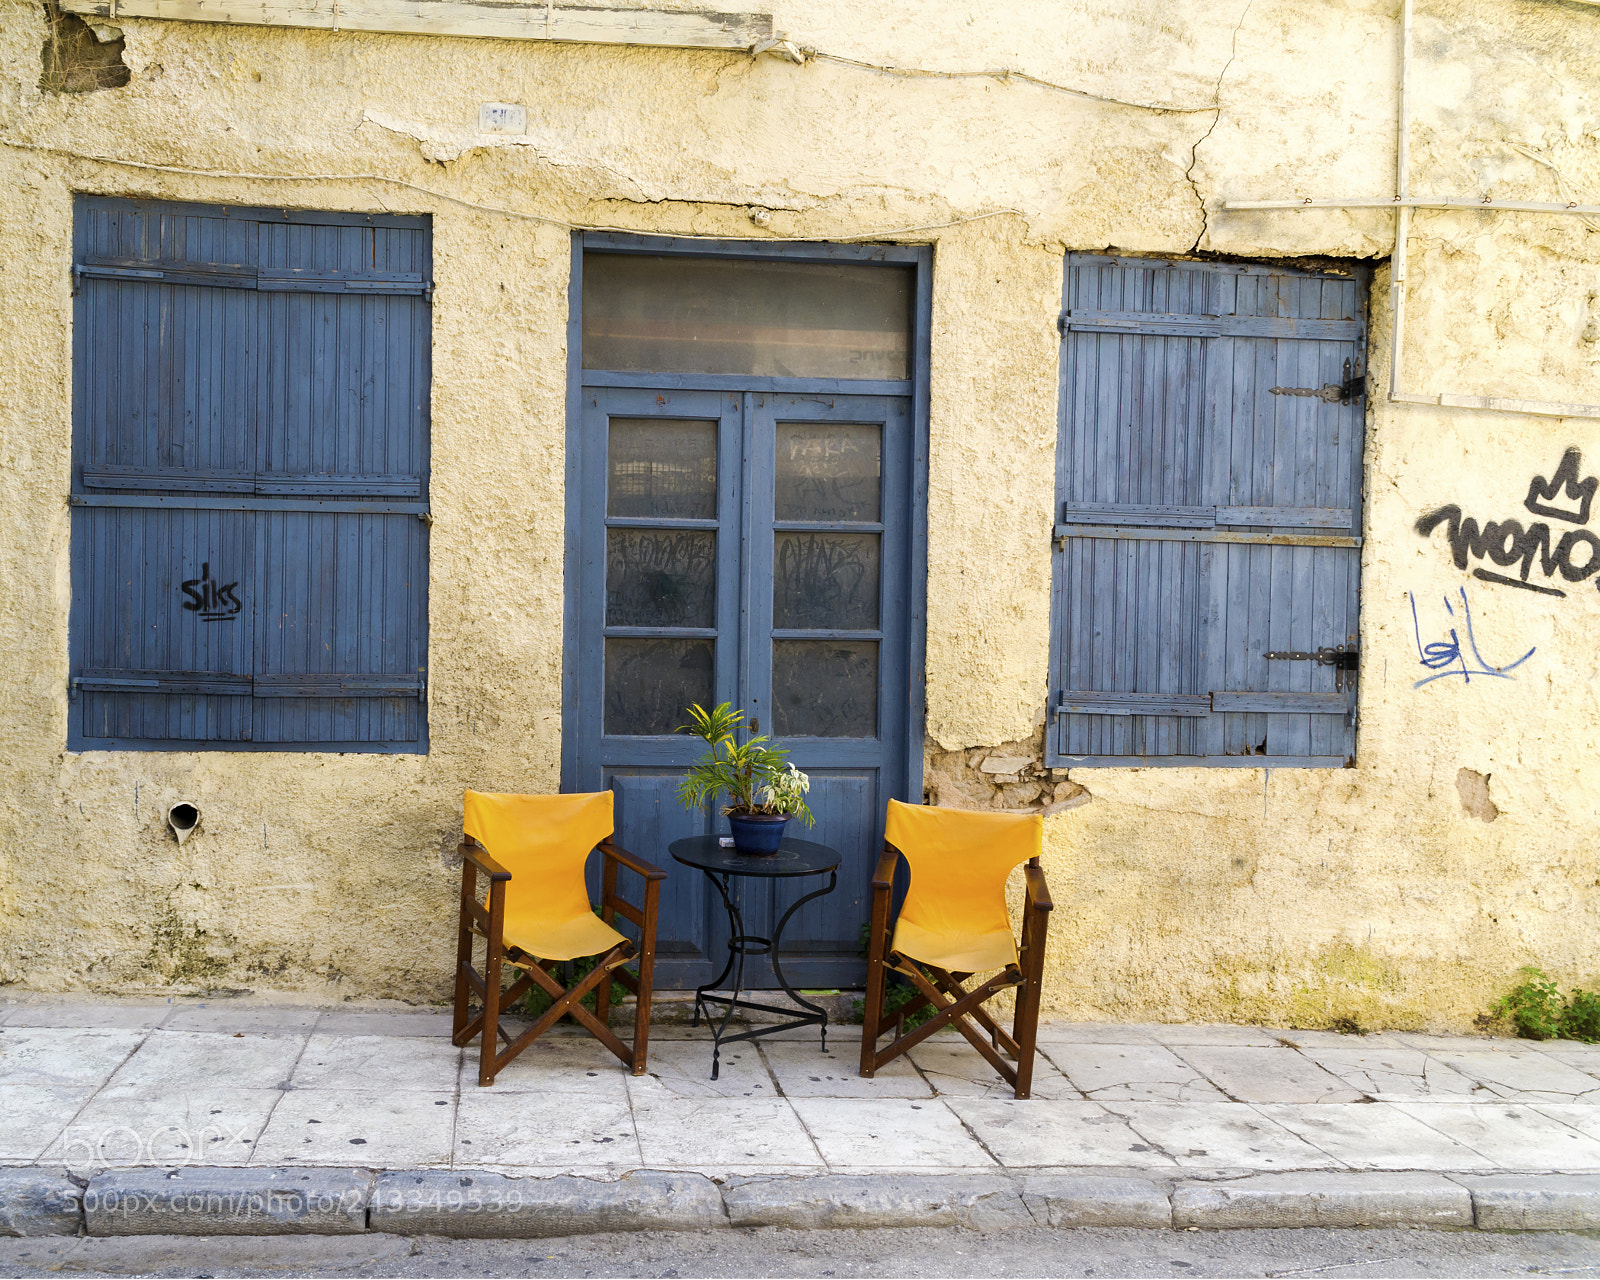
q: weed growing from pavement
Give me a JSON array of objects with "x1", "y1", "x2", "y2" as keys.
[{"x1": 1494, "y1": 966, "x2": 1600, "y2": 1042}]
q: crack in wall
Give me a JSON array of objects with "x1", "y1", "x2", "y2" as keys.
[{"x1": 1185, "y1": 0, "x2": 1252, "y2": 254}]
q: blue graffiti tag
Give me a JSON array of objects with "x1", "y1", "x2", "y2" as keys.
[{"x1": 1408, "y1": 587, "x2": 1536, "y2": 688}]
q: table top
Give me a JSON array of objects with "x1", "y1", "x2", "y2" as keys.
[{"x1": 669, "y1": 835, "x2": 842, "y2": 879}]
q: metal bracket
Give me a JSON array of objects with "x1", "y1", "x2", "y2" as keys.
[
  {"x1": 1270, "y1": 358, "x2": 1365, "y2": 405},
  {"x1": 1265, "y1": 644, "x2": 1360, "y2": 692}
]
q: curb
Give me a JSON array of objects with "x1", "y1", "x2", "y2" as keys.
[
  {"x1": 84, "y1": 1168, "x2": 373, "y2": 1236},
  {"x1": 5, "y1": 1167, "x2": 1600, "y2": 1237},
  {"x1": 1171, "y1": 1173, "x2": 1472, "y2": 1230},
  {"x1": 370, "y1": 1170, "x2": 723, "y2": 1238},
  {"x1": 1455, "y1": 1174, "x2": 1600, "y2": 1231}
]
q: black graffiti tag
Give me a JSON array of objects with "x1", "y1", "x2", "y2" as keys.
[
  {"x1": 181, "y1": 562, "x2": 242, "y2": 621},
  {"x1": 1415, "y1": 449, "x2": 1600, "y2": 599},
  {"x1": 1525, "y1": 447, "x2": 1597, "y2": 524}
]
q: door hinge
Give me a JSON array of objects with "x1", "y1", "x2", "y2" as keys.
[
  {"x1": 1265, "y1": 644, "x2": 1359, "y2": 692},
  {"x1": 1269, "y1": 358, "x2": 1365, "y2": 405}
]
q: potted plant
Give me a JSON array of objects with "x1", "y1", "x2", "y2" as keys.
[{"x1": 676, "y1": 702, "x2": 814, "y2": 854}]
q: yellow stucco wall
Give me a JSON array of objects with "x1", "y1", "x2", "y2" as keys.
[{"x1": 0, "y1": 0, "x2": 1595, "y2": 1026}]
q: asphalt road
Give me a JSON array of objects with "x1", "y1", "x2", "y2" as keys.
[{"x1": 2, "y1": 1226, "x2": 1598, "y2": 1279}]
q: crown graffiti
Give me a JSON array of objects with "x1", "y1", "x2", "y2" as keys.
[{"x1": 1524, "y1": 447, "x2": 1598, "y2": 525}]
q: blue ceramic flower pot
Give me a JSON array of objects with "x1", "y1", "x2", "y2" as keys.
[{"x1": 727, "y1": 813, "x2": 790, "y2": 855}]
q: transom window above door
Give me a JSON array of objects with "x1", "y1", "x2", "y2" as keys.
[{"x1": 582, "y1": 253, "x2": 914, "y2": 380}]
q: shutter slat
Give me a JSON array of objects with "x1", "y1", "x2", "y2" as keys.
[
  {"x1": 1063, "y1": 502, "x2": 1215, "y2": 527},
  {"x1": 1210, "y1": 691, "x2": 1349, "y2": 713},
  {"x1": 1063, "y1": 309, "x2": 1362, "y2": 340},
  {"x1": 1216, "y1": 506, "x2": 1352, "y2": 529},
  {"x1": 1057, "y1": 691, "x2": 1211, "y2": 717}
]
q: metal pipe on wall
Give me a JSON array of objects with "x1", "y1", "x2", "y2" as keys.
[
  {"x1": 1389, "y1": 0, "x2": 1413, "y2": 401},
  {"x1": 1219, "y1": 0, "x2": 1600, "y2": 421}
]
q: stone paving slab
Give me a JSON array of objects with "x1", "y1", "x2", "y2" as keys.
[{"x1": 3, "y1": 993, "x2": 1600, "y2": 1238}]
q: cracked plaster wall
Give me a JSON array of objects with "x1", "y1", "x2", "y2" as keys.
[{"x1": 0, "y1": 0, "x2": 1596, "y2": 1030}]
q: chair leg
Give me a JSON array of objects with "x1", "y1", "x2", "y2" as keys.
[
  {"x1": 859, "y1": 863, "x2": 893, "y2": 1079},
  {"x1": 630, "y1": 875, "x2": 660, "y2": 1076},
  {"x1": 595, "y1": 955, "x2": 612, "y2": 1027},
  {"x1": 478, "y1": 883, "x2": 506, "y2": 1087},
  {"x1": 1012, "y1": 910, "x2": 1049, "y2": 1100},
  {"x1": 453, "y1": 863, "x2": 477, "y2": 1043}
]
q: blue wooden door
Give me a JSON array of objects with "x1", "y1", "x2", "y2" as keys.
[{"x1": 569, "y1": 387, "x2": 913, "y2": 988}]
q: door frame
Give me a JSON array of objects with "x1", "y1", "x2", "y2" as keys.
[{"x1": 560, "y1": 231, "x2": 932, "y2": 843}]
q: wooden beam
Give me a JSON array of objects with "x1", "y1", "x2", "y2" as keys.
[{"x1": 58, "y1": 0, "x2": 773, "y2": 51}]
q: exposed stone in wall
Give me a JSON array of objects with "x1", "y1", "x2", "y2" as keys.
[
  {"x1": 1456, "y1": 768, "x2": 1500, "y2": 824},
  {"x1": 925, "y1": 725, "x2": 1091, "y2": 818},
  {"x1": 38, "y1": 3, "x2": 129, "y2": 93}
]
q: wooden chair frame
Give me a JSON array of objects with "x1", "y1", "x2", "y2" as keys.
[
  {"x1": 452, "y1": 835, "x2": 664, "y2": 1086},
  {"x1": 858, "y1": 842, "x2": 1053, "y2": 1098}
]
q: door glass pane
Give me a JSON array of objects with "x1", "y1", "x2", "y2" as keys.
[
  {"x1": 605, "y1": 638, "x2": 713, "y2": 736},
  {"x1": 775, "y1": 424, "x2": 881, "y2": 521},
  {"x1": 607, "y1": 529, "x2": 715, "y2": 627},
  {"x1": 774, "y1": 533, "x2": 880, "y2": 630},
  {"x1": 584, "y1": 255, "x2": 913, "y2": 380},
  {"x1": 608, "y1": 418, "x2": 716, "y2": 519},
  {"x1": 772, "y1": 640, "x2": 878, "y2": 738}
]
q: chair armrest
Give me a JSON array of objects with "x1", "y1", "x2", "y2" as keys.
[
  {"x1": 871, "y1": 845, "x2": 900, "y2": 891},
  {"x1": 1025, "y1": 862, "x2": 1053, "y2": 912},
  {"x1": 598, "y1": 839, "x2": 668, "y2": 882},
  {"x1": 459, "y1": 839, "x2": 511, "y2": 883}
]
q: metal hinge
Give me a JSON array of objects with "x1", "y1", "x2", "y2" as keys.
[
  {"x1": 1270, "y1": 358, "x2": 1365, "y2": 405},
  {"x1": 1264, "y1": 644, "x2": 1359, "y2": 692}
]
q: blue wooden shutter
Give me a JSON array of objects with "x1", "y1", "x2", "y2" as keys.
[
  {"x1": 69, "y1": 197, "x2": 431, "y2": 751},
  {"x1": 1049, "y1": 255, "x2": 1366, "y2": 767},
  {"x1": 250, "y1": 218, "x2": 430, "y2": 747}
]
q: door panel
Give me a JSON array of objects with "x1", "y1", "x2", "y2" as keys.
[{"x1": 570, "y1": 385, "x2": 912, "y2": 989}]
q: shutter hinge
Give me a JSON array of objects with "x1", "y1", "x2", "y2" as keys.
[
  {"x1": 1269, "y1": 358, "x2": 1366, "y2": 405},
  {"x1": 1265, "y1": 644, "x2": 1359, "y2": 692}
]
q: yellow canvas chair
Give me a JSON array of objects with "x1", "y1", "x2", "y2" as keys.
[
  {"x1": 858, "y1": 800, "x2": 1053, "y2": 1098},
  {"x1": 452, "y1": 790, "x2": 665, "y2": 1086}
]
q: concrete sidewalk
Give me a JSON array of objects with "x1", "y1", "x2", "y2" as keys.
[{"x1": 3, "y1": 993, "x2": 1600, "y2": 1236}]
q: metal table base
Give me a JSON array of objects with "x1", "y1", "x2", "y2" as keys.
[{"x1": 690, "y1": 865, "x2": 838, "y2": 1081}]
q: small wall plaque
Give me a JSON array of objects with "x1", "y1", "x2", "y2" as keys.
[{"x1": 478, "y1": 103, "x2": 527, "y2": 134}]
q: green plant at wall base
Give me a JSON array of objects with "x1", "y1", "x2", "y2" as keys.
[
  {"x1": 522, "y1": 954, "x2": 630, "y2": 1024},
  {"x1": 1560, "y1": 988, "x2": 1600, "y2": 1044},
  {"x1": 847, "y1": 923, "x2": 938, "y2": 1032},
  {"x1": 675, "y1": 702, "x2": 815, "y2": 823},
  {"x1": 1492, "y1": 967, "x2": 1600, "y2": 1043}
]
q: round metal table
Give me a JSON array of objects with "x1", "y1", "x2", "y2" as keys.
[{"x1": 668, "y1": 835, "x2": 841, "y2": 1080}]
